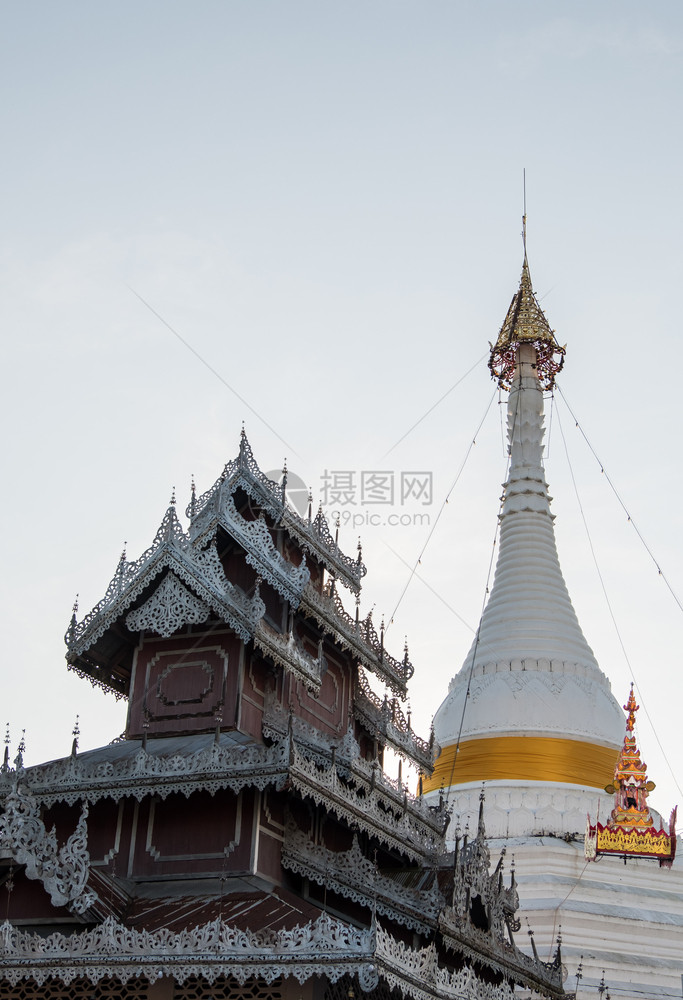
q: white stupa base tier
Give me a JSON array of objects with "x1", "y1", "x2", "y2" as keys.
[
  {"x1": 488, "y1": 836, "x2": 683, "y2": 1000},
  {"x1": 429, "y1": 780, "x2": 616, "y2": 839},
  {"x1": 435, "y1": 656, "x2": 625, "y2": 748}
]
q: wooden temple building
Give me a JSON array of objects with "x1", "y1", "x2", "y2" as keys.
[{"x1": 0, "y1": 433, "x2": 565, "y2": 999}]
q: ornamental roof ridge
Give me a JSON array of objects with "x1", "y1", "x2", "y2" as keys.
[
  {"x1": 301, "y1": 582, "x2": 414, "y2": 698},
  {"x1": 187, "y1": 429, "x2": 367, "y2": 593},
  {"x1": 0, "y1": 911, "x2": 553, "y2": 1000},
  {"x1": 354, "y1": 668, "x2": 436, "y2": 773},
  {"x1": 65, "y1": 500, "x2": 266, "y2": 674}
]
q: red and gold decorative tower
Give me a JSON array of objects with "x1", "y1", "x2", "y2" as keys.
[{"x1": 586, "y1": 685, "x2": 677, "y2": 866}]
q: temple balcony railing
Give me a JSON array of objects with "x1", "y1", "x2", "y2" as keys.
[
  {"x1": 281, "y1": 820, "x2": 443, "y2": 933},
  {"x1": 300, "y1": 582, "x2": 413, "y2": 698},
  {"x1": 354, "y1": 669, "x2": 437, "y2": 773}
]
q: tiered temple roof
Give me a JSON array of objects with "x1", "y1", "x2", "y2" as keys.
[{"x1": 0, "y1": 432, "x2": 564, "y2": 999}]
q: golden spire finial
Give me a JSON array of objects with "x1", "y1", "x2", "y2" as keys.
[
  {"x1": 488, "y1": 198, "x2": 566, "y2": 392},
  {"x1": 624, "y1": 683, "x2": 638, "y2": 732},
  {"x1": 522, "y1": 167, "x2": 527, "y2": 259}
]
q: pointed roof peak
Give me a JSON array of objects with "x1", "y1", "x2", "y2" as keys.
[{"x1": 489, "y1": 225, "x2": 566, "y2": 391}]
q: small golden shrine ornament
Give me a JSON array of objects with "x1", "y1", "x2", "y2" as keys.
[{"x1": 585, "y1": 685, "x2": 677, "y2": 867}]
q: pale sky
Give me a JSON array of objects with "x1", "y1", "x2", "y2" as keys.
[{"x1": 1, "y1": 1, "x2": 682, "y2": 818}]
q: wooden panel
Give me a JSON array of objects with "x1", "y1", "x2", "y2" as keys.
[
  {"x1": 128, "y1": 631, "x2": 241, "y2": 737},
  {"x1": 131, "y1": 789, "x2": 254, "y2": 878},
  {"x1": 287, "y1": 648, "x2": 350, "y2": 738}
]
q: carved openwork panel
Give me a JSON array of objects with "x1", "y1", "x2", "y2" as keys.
[
  {"x1": 0, "y1": 978, "x2": 150, "y2": 999},
  {"x1": 125, "y1": 572, "x2": 210, "y2": 638},
  {"x1": 174, "y1": 978, "x2": 283, "y2": 1000}
]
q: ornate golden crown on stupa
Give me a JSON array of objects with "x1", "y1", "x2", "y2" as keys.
[{"x1": 489, "y1": 223, "x2": 566, "y2": 391}]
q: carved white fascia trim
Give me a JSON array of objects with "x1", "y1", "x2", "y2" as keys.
[
  {"x1": 1, "y1": 740, "x2": 291, "y2": 809},
  {"x1": 68, "y1": 515, "x2": 265, "y2": 659},
  {"x1": 189, "y1": 433, "x2": 366, "y2": 593},
  {"x1": 437, "y1": 912, "x2": 563, "y2": 998},
  {"x1": 260, "y1": 700, "x2": 447, "y2": 844},
  {"x1": 0, "y1": 732, "x2": 447, "y2": 863},
  {"x1": 288, "y1": 745, "x2": 446, "y2": 863},
  {"x1": 354, "y1": 670, "x2": 435, "y2": 772},
  {"x1": 301, "y1": 584, "x2": 412, "y2": 698},
  {"x1": 216, "y1": 493, "x2": 310, "y2": 608},
  {"x1": 0, "y1": 911, "x2": 375, "y2": 988},
  {"x1": 282, "y1": 822, "x2": 443, "y2": 932},
  {"x1": 254, "y1": 621, "x2": 322, "y2": 692},
  {"x1": 375, "y1": 924, "x2": 517, "y2": 1000},
  {"x1": 0, "y1": 783, "x2": 97, "y2": 915},
  {"x1": 0, "y1": 913, "x2": 524, "y2": 1000},
  {"x1": 125, "y1": 572, "x2": 210, "y2": 638}
]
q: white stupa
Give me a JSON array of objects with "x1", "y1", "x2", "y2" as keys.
[{"x1": 425, "y1": 235, "x2": 682, "y2": 998}]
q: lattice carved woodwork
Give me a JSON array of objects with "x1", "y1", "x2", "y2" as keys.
[
  {"x1": 173, "y1": 977, "x2": 283, "y2": 1000},
  {"x1": 0, "y1": 977, "x2": 151, "y2": 999}
]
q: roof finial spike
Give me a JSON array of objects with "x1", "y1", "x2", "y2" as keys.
[
  {"x1": 239, "y1": 424, "x2": 248, "y2": 466},
  {"x1": 190, "y1": 475, "x2": 197, "y2": 518},
  {"x1": 624, "y1": 683, "x2": 638, "y2": 731},
  {"x1": 69, "y1": 594, "x2": 79, "y2": 636},
  {"x1": 307, "y1": 489, "x2": 313, "y2": 524},
  {"x1": 71, "y1": 714, "x2": 80, "y2": 756},
  {"x1": 169, "y1": 486, "x2": 176, "y2": 508},
  {"x1": 15, "y1": 729, "x2": 26, "y2": 770},
  {"x1": 478, "y1": 783, "x2": 486, "y2": 836},
  {"x1": 525, "y1": 918, "x2": 539, "y2": 962},
  {"x1": 281, "y1": 459, "x2": 288, "y2": 505}
]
